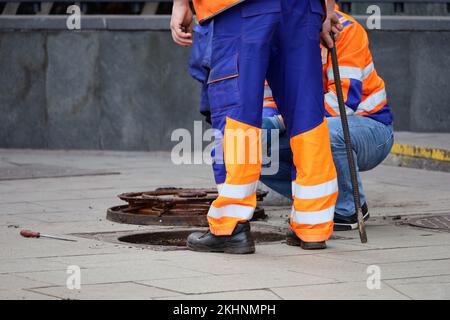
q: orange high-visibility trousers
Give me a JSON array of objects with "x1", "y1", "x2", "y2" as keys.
[{"x1": 193, "y1": 0, "x2": 337, "y2": 241}]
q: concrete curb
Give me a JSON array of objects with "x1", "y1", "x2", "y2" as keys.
[
  {"x1": 391, "y1": 143, "x2": 450, "y2": 162},
  {"x1": 385, "y1": 143, "x2": 450, "y2": 172}
]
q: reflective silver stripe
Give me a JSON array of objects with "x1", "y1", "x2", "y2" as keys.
[
  {"x1": 264, "y1": 85, "x2": 273, "y2": 99},
  {"x1": 327, "y1": 66, "x2": 363, "y2": 81},
  {"x1": 217, "y1": 181, "x2": 258, "y2": 199},
  {"x1": 292, "y1": 178, "x2": 338, "y2": 200},
  {"x1": 356, "y1": 88, "x2": 387, "y2": 113},
  {"x1": 291, "y1": 206, "x2": 335, "y2": 225},
  {"x1": 362, "y1": 62, "x2": 375, "y2": 80},
  {"x1": 207, "y1": 204, "x2": 254, "y2": 220},
  {"x1": 327, "y1": 62, "x2": 375, "y2": 82},
  {"x1": 325, "y1": 91, "x2": 354, "y2": 115}
]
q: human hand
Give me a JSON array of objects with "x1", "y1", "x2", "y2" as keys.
[
  {"x1": 170, "y1": 0, "x2": 193, "y2": 46},
  {"x1": 320, "y1": 2, "x2": 343, "y2": 48}
]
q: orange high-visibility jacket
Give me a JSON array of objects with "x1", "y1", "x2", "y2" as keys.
[
  {"x1": 264, "y1": 9, "x2": 393, "y2": 125},
  {"x1": 193, "y1": 0, "x2": 327, "y2": 23},
  {"x1": 193, "y1": 0, "x2": 245, "y2": 23}
]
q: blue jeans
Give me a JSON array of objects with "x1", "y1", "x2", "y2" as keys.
[{"x1": 260, "y1": 116, "x2": 394, "y2": 216}]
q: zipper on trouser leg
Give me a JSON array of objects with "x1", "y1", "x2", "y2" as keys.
[{"x1": 289, "y1": 118, "x2": 338, "y2": 242}]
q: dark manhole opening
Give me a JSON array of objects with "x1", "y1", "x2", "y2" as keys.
[
  {"x1": 118, "y1": 229, "x2": 285, "y2": 248},
  {"x1": 407, "y1": 215, "x2": 450, "y2": 232}
]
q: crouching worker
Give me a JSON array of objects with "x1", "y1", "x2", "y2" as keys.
[
  {"x1": 171, "y1": 0, "x2": 342, "y2": 252},
  {"x1": 261, "y1": 8, "x2": 394, "y2": 234}
]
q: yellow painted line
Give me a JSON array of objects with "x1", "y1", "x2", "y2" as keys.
[{"x1": 391, "y1": 143, "x2": 450, "y2": 162}]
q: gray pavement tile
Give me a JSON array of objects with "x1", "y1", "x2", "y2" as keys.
[
  {"x1": 1, "y1": 149, "x2": 450, "y2": 299},
  {"x1": 317, "y1": 244, "x2": 450, "y2": 265},
  {"x1": 0, "y1": 202, "x2": 60, "y2": 215},
  {"x1": 152, "y1": 244, "x2": 368, "y2": 280},
  {"x1": 0, "y1": 232, "x2": 121, "y2": 259},
  {"x1": 16, "y1": 212, "x2": 100, "y2": 224},
  {"x1": 29, "y1": 198, "x2": 118, "y2": 213},
  {"x1": 385, "y1": 275, "x2": 450, "y2": 300},
  {"x1": 337, "y1": 225, "x2": 450, "y2": 249},
  {"x1": 274, "y1": 252, "x2": 450, "y2": 283},
  {"x1": 0, "y1": 274, "x2": 52, "y2": 290},
  {"x1": 273, "y1": 255, "x2": 370, "y2": 282},
  {"x1": 44, "y1": 250, "x2": 194, "y2": 271},
  {"x1": 361, "y1": 165, "x2": 450, "y2": 216},
  {"x1": 394, "y1": 131, "x2": 450, "y2": 151},
  {"x1": 29, "y1": 282, "x2": 180, "y2": 300},
  {"x1": 256, "y1": 241, "x2": 370, "y2": 257},
  {"x1": 5, "y1": 188, "x2": 119, "y2": 203},
  {"x1": 271, "y1": 281, "x2": 410, "y2": 300},
  {"x1": 377, "y1": 259, "x2": 450, "y2": 280},
  {"x1": 0, "y1": 164, "x2": 118, "y2": 181},
  {"x1": 0, "y1": 289, "x2": 58, "y2": 300},
  {"x1": 0, "y1": 214, "x2": 42, "y2": 227},
  {"x1": 16, "y1": 261, "x2": 205, "y2": 286},
  {"x1": 138, "y1": 270, "x2": 336, "y2": 294},
  {"x1": 157, "y1": 289, "x2": 280, "y2": 300},
  {"x1": 0, "y1": 258, "x2": 68, "y2": 274}
]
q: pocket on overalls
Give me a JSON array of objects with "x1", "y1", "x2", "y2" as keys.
[
  {"x1": 307, "y1": 0, "x2": 325, "y2": 41},
  {"x1": 310, "y1": 0, "x2": 325, "y2": 16},
  {"x1": 207, "y1": 54, "x2": 240, "y2": 113},
  {"x1": 188, "y1": 23, "x2": 212, "y2": 83}
]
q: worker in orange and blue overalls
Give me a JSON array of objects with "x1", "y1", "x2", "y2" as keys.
[
  {"x1": 260, "y1": 7, "x2": 394, "y2": 237},
  {"x1": 171, "y1": 0, "x2": 342, "y2": 253}
]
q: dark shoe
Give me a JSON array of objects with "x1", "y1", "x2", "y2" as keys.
[
  {"x1": 286, "y1": 229, "x2": 327, "y2": 250},
  {"x1": 286, "y1": 229, "x2": 302, "y2": 247},
  {"x1": 186, "y1": 222, "x2": 255, "y2": 254},
  {"x1": 334, "y1": 203, "x2": 370, "y2": 231}
]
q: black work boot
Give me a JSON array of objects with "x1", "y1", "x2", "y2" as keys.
[
  {"x1": 187, "y1": 222, "x2": 255, "y2": 254},
  {"x1": 286, "y1": 229, "x2": 327, "y2": 250},
  {"x1": 334, "y1": 203, "x2": 370, "y2": 231}
]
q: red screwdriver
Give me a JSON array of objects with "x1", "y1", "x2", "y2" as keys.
[{"x1": 20, "y1": 229, "x2": 77, "y2": 242}]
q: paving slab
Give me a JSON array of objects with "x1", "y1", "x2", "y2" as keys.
[
  {"x1": 0, "y1": 258, "x2": 68, "y2": 274},
  {"x1": 157, "y1": 289, "x2": 280, "y2": 300},
  {"x1": 316, "y1": 244, "x2": 450, "y2": 265},
  {"x1": 16, "y1": 261, "x2": 206, "y2": 286},
  {"x1": 0, "y1": 289, "x2": 58, "y2": 300},
  {"x1": 29, "y1": 282, "x2": 180, "y2": 300},
  {"x1": 394, "y1": 132, "x2": 450, "y2": 152},
  {"x1": 385, "y1": 275, "x2": 450, "y2": 300},
  {"x1": 0, "y1": 274, "x2": 52, "y2": 290},
  {"x1": 0, "y1": 163, "x2": 118, "y2": 181},
  {"x1": 0, "y1": 149, "x2": 449, "y2": 299},
  {"x1": 138, "y1": 270, "x2": 336, "y2": 295},
  {"x1": 271, "y1": 281, "x2": 410, "y2": 300}
]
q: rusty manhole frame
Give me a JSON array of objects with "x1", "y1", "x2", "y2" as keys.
[
  {"x1": 107, "y1": 187, "x2": 268, "y2": 226},
  {"x1": 405, "y1": 215, "x2": 450, "y2": 233}
]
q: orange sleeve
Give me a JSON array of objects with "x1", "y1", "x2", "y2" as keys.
[{"x1": 325, "y1": 19, "x2": 370, "y2": 113}]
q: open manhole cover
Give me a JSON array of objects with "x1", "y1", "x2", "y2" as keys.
[
  {"x1": 107, "y1": 187, "x2": 268, "y2": 227},
  {"x1": 407, "y1": 215, "x2": 450, "y2": 232},
  {"x1": 118, "y1": 229, "x2": 285, "y2": 248},
  {"x1": 73, "y1": 227, "x2": 285, "y2": 251},
  {"x1": 73, "y1": 227, "x2": 353, "y2": 251}
]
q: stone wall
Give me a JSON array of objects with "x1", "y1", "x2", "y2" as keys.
[{"x1": 0, "y1": 15, "x2": 449, "y2": 150}]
